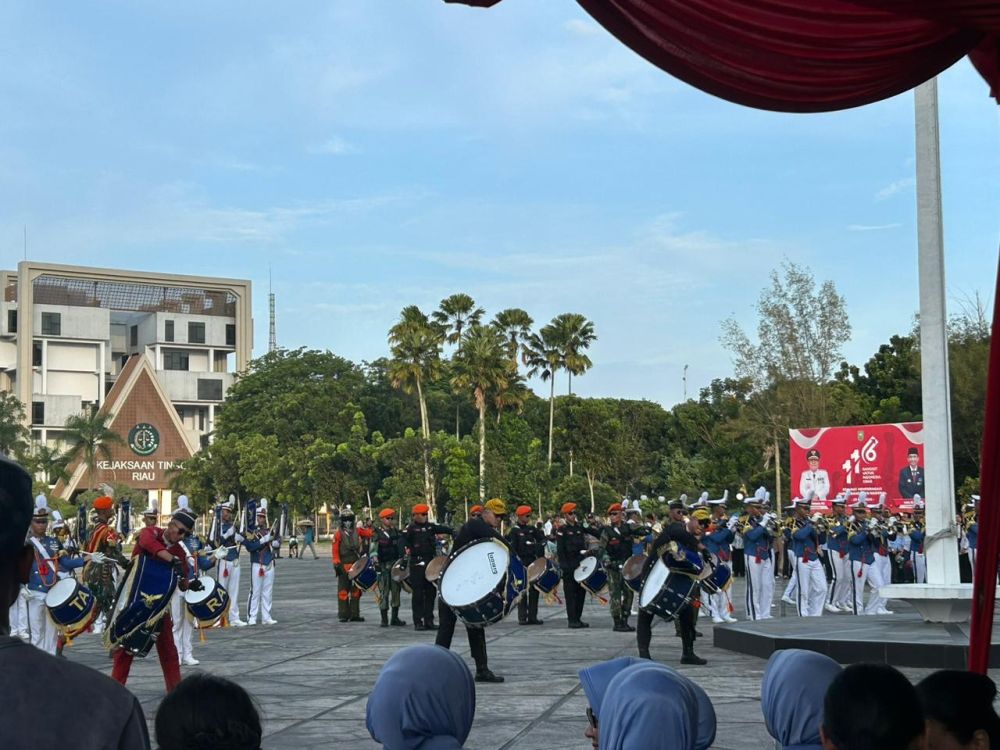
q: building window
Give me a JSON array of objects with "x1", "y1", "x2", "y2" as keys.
[
  {"x1": 163, "y1": 351, "x2": 189, "y2": 371},
  {"x1": 41, "y1": 312, "x2": 61, "y2": 336},
  {"x1": 130, "y1": 325, "x2": 138, "y2": 347},
  {"x1": 32, "y1": 341, "x2": 42, "y2": 366},
  {"x1": 31, "y1": 401, "x2": 44, "y2": 424},
  {"x1": 226, "y1": 324, "x2": 236, "y2": 347},
  {"x1": 6, "y1": 309, "x2": 16, "y2": 333},
  {"x1": 164, "y1": 320, "x2": 174, "y2": 342},
  {"x1": 188, "y1": 322, "x2": 206, "y2": 344},
  {"x1": 197, "y1": 378, "x2": 223, "y2": 401}
]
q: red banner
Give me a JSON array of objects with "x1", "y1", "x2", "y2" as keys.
[{"x1": 789, "y1": 422, "x2": 924, "y2": 513}]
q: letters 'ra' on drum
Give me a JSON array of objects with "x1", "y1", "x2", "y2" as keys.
[{"x1": 184, "y1": 577, "x2": 231, "y2": 627}]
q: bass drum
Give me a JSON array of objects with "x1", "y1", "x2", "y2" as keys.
[
  {"x1": 105, "y1": 554, "x2": 178, "y2": 656},
  {"x1": 439, "y1": 539, "x2": 526, "y2": 628},
  {"x1": 638, "y1": 558, "x2": 699, "y2": 622}
]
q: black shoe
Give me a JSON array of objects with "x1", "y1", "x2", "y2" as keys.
[
  {"x1": 424, "y1": 621, "x2": 438, "y2": 630},
  {"x1": 339, "y1": 618, "x2": 349, "y2": 623},
  {"x1": 621, "y1": 621, "x2": 636, "y2": 632},
  {"x1": 519, "y1": 620, "x2": 530, "y2": 626},
  {"x1": 350, "y1": 616, "x2": 365, "y2": 622},
  {"x1": 390, "y1": 617, "x2": 407, "y2": 627},
  {"x1": 568, "y1": 621, "x2": 589, "y2": 629},
  {"x1": 579, "y1": 621, "x2": 590, "y2": 628},
  {"x1": 380, "y1": 611, "x2": 389, "y2": 628},
  {"x1": 695, "y1": 630, "x2": 704, "y2": 638},
  {"x1": 681, "y1": 653, "x2": 708, "y2": 665},
  {"x1": 414, "y1": 624, "x2": 427, "y2": 632},
  {"x1": 475, "y1": 669, "x2": 505, "y2": 683},
  {"x1": 528, "y1": 618, "x2": 544, "y2": 625}
]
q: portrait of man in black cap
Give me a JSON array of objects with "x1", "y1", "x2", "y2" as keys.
[
  {"x1": 798, "y1": 448, "x2": 830, "y2": 501},
  {"x1": 898, "y1": 447, "x2": 925, "y2": 499}
]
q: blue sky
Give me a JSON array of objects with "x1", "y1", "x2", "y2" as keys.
[{"x1": 2, "y1": 2, "x2": 998, "y2": 408}]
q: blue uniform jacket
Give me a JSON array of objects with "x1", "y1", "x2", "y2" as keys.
[
  {"x1": 27, "y1": 536, "x2": 84, "y2": 592},
  {"x1": 967, "y1": 523, "x2": 978, "y2": 551},
  {"x1": 827, "y1": 517, "x2": 850, "y2": 557},
  {"x1": 704, "y1": 526, "x2": 734, "y2": 560},
  {"x1": 218, "y1": 522, "x2": 242, "y2": 562},
  {"x1": 743, "y1": 520, "x2": 772, "y2": 561},
  {"x1": 245, "y1": 534, "x2": 277, "y2": 566},
  {"x1": 848, "y1": 528, "x2": 875, "y2": 564},
  {"x1": 791, "y1": 522, "x2": 820, "y2": 561}
]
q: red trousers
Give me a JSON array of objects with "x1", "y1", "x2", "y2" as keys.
[{"x1": 111, "y1": 613, "x2": 181, "y2": 692}]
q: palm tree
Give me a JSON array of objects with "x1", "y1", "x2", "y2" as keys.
[
  {"x1": 388, "y1": 306, "x2": 443, "y2": 507},
  {"x1": 32, "y1": 443, "x2": 69, "y2": 485},
  {"x1": 63, "y1": 409, "x2": 124, "y2": 492},
  {"x1": 522, "y1": 325, "x2": 565, "y2": 468},
  {"x1": 491, "y1": 308, "x2": 534, "y2": 367},
  {"x1": 451, "y1": 324, "x2": 510, "y2": 502},
  {"x1": 551, "y1": 313, "x2": 596, "y2": 395},
  {"x1": 433, "y1": 294, "x2": 485, "y2": 439}
]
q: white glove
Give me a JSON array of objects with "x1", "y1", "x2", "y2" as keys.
[
  {"x1": 213, "y1": 547, "x2": 228, "y2": 561},
  {"x1": 260, "y1": 533, "x2": 273, "y2": 544},
  {"x1": 727, "y1": 516, "x2": 739, "y2": 531},
  {"x1": 234, "y1": 532, "x2": 245, "y2": 544},
  {"x1": 89, "y1": 551, "x2": 107, "y2": 565},
  {"x1": 271, "y1": 540, "x2": 280, "y2": 549},
  {"x1": 221, "y1": 526, "x2": 235, "y2": 540},
  {"x1": 868, "y1": 519, "x2": 879, "y2": 530}
]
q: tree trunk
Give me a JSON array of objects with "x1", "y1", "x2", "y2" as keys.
[
  {"x1": 415, "y1": 378, "x2": 434, "y2": 509},
  {"x1": 456, "y1": 404, "x2": 460, "y2": 441},
  {"x1": 547, "y1": 378, "x2": 555, "y2": 467},
  {"x1": 478, "y1": 401, "x2": 486, "y2": 503}
]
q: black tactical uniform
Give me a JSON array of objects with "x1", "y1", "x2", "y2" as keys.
[
  {"x1": 403, "y1": 519, "x2": 452, "y2": 630},
  {"x1": 556, "y1": 521, "x2": 597, "y2": 628},
  {"x1": 507, "y1": 518, "x2": 545, "y2": 624}
]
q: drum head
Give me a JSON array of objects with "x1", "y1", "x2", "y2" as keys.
[
  {"x1": 526, "y1": 558, "x2": 547, "y2": 583},
  {"x1": 440, "y1": 540, "x2": 508, "y2": 607},
  {"x1": 426, "y1": 555, "x2": 447, "y2": 583},
  {"x1": 622, "y1": 554, "x2": 647, "y2": 579},
  {"x1": 574, "y1": 555, "x2": 597, "y2": 582},
  {"x1": 348, "y1": 557, "x2": 368, "y2": 580},
  {"x1": 639, "y1": 559, "x2": 670, "y2": 608},
  {"x1": 44, "y1": 577, "x2": 78, "y2": 607},
  {"x1": 184, "y1": 578, "x2": 214, "y2": 605},
  {"x1": 391, "y1": 560, "x2": 409, "y2": 583}
]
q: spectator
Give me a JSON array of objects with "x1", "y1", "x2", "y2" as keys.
[
  {"x1": 821, "y1": 663, "x2": 926, "y2": 750},
  {"x1": 599, "y1": 662, "x2": 701, "y2": 750},
  {"x1": 367, "y1": 644, "x2": 475, "y2": 750},
  {"x1": 155, "y1": 674, "x2": 261, "y2": 750},
  {"x1": 761, "y1": 649, "x2": 842, "y2": 750},
  {"x1": 301, "y1": 523, "x2": 318, "y2": 559},
  {"x1": 0, "y1": 455, "x2": 150, "y2": 750},
  {"x1": 917, "y1": 670, "x2": 1000, "y2": 750}
]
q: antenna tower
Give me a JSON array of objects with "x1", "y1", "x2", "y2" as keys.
[{"x1": 268, "y1": 270, "x2": 277, "y2": 353}]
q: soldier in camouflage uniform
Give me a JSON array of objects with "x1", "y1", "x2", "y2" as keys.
[
  {"x1": 371, "y1": 508, "x2": 407, "y2": 627},
  {"x1": 83, "y1": 495, "x2": 128, "y2": 631},
  {"x1": 600, "y1": 502, "x2": 637, "y2": 632}
]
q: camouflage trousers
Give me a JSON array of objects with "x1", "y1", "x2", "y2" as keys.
[
  {"x1": 607, "y1": 565, "x2": 634, "y2": 621},
  {"x1": 377, "y1": 564, "x2": 402, "y2": 610}
]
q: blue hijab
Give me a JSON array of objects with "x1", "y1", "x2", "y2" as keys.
[
  {"x1": 761, "y1": 649, "x2": 843, "y2": 750},
  {"x1": 366, "y1": 645, "x2": 475, "y2": 750},
  {"x1": 599, "y1": 662, "x2": 700, "y2": 750}
]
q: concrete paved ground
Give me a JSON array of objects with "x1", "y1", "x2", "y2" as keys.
[{"x1": 59, "y1": 545, "x2": 975, "y2": 749}]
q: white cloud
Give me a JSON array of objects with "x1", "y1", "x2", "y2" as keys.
[
  {"x1": 308, "y1": 136, "x2": 358, "y2": 156},
  {"x1": 564, "y1": 19, "x2": 600, "y2": 36},
  {"x1": 875, "y1": 177, "x2": 915, "y2": 201},
  {"x1": 847, "y1": 223, "x2": 902, "y2": 231}
]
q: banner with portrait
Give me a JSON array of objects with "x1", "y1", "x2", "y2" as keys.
[{"x1": 789, "y1": 422, "x2": 924, "y2": 513}]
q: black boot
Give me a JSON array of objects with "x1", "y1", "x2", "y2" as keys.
[
  {"x1": 613, "y1": 617, "x2": 628, "y2": 632},
  {"x1": 681, "y1": 636, "x2": 707, "y2": 665},
  {"x1": 620, "y1": 616, "x2": 635, "y2": 632},
  {"x1": 380, "y1": 610, "x2": 389, "y2": 628},
  {"x1": 390, "y1": 607, "x2": 406, "y2": 626},
  {"x1": 475, "y1": 668, "x2": 505, "y2": 683}
]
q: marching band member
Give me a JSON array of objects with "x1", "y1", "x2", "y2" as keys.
[
  {"x1": 371, "y1": 508, "x2": 407, "y2": 627},
  {"x1": 403, "y1": 504, "x2": 453, "y2": 632},
  {"x1": 847, "y1": 498, "x2": 875, "y2": 615},
  {"x1": 216, "y1": 498, "x2": 247, "y2": 626},
  {"x1": 599, "y1": 502, "x2": 638, "y2": 632},
  {"x1": 25, "y1": 495, "x2": 85, "y2": 653},
  {"x1": 508, "y1": 505, "x2": 545, "y2": 626},
  {"x1": 636, "y1": 499, "x2": 708, "y2": 664},
  {"x1": 244, "y1": 504, "x2": 279, "y2": 626},
  {"x1": 111, "y1": 504, "x2": 204, "y2": 691},
  {"x1": 790, "y1": 499, "x2": 826, "y2": 617},
  {"x1": 825, "y1": 495, "x2": 851, "y2": 612},
  {"x1": 469, "y1": 504, "x2": 483, "y2": 520},
  {"x1": 83, "y1": 494, "x2": 128, "y2": 633},
  {"x1": 742, "y1": 488, "x2": 775, "y2": 621},
  {"x1": 703, "y1": 497, "x2": 737, "y2": 623},
  {"x1": 435, "y1": 498, "x2": 507, "y2": 683},
  {"x1": 332, "y1": 506, "x2": 372, "y2": 623},
  {"x1": 964, "y1": 496, "x2": 979, "y2": 573},
  {"x1": 8, "y1": 572, "x2": 28, "y2": 642},
  {"x1": 168, "y1": 496, "x2": 215, "y2": 666},
  {"x1": 556, "y1": 502, "x2": 599, "y2": 629},
  {"x1": 780, "y1": 501, "x2": 799, "y2": 606},
  {"x1": 865, "y1": 494, "x2": 894, "y2": 615},
  {"x1": 910, "y1": 497, "x2": 927, "y2": 584},
  {"x1": 142, "y1": 501, "x2": 158, "y2": 528}
]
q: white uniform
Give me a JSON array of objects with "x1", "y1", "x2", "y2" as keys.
[{"x1": 799, "y1": 470, "x2": 830, "y2": 501}]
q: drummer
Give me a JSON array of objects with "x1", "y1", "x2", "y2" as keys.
[
  {"x1": 636, "y1": 499, "x2": 709, "y2": 665},
  {"x1": 332, "y1": 506, "x2": 373, "y2": 623},
  {"x1": 25, "y1": 495, "x2": 85, "y2": 654},
  {"x1": 169, "y1": 496, "x2": 218, "y2": 667},
  {"x1": 555, "y1": 503, "x2": 600, "y2": 629},
  {"x1": 371, "y1": 508, "x2": 407, "y2": 628},
  {"x1": 435, "y1": 498, "x2": 507, "y2": 683},
  {"x1": 403, "y1": 504, "x2": 453, "y2": 632},
  {"x1": 600, "y1": 502, "x2": 638, "y2": 633},
  {"x1": 111, "y1": 504, "x2": 205, "y2": 692},
  {"x1": 507, "y1": 505, "x2": 545, "y2": 625}
]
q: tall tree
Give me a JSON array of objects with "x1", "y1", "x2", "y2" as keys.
[
  {"x1": 492, "y1": 308, "x2": 534, "y2": 368},
  {"x1": 63, "y1": 409, "x2": 124, "y2": 492},
  {"x1": 388, "y1": 306, "x2": 444, "y2": 508},
  {"x1": 451, "y1": 324, "x2": 510, "y2": 502},
  {"x1": 523, "y1": 324, "x2": 565, "y2": 468},
  {"x1": 433, "y1": 294, "x2": 485, "y2": 439},
  {"x1": 0, "y1": 392, "x2": 30, "y2": 457},
  {"x1": 550, "y1": 313, "x2": 597, "y2": 395}
]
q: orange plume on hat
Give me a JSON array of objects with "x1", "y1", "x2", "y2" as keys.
[
  {"x1": 515, "y1": 505, "x2": 532, "y2": 517},
  {"x1": 379, "y1": 508, "x2": 396, "y2": 519},
  {"x1": 412, "y1": 503, "x2": 430, "y2": 515},
  {"x1": 561, "y1": 502, "x2": 577, "y2": 515},
  {"x1": 93, "y1": 496, "x2": 114, "y2": 511}
]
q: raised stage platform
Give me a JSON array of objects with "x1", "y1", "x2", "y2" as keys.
[{"x1": 713, "y1": 607, "x2": 999, "y2": 669}]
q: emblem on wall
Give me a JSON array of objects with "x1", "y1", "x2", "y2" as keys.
[{"x1": 128, "y1": 422, "x2": 160, "y2": 456}]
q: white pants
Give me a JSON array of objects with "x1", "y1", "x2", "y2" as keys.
[
  {"x1": 782, "y1": 549, "x2": 798, "y2": 599},
  {"x1": 967, "y1": 549, "x2": 977, "y2": 578},
  {"x1": 746, "y1": 556, "x2": 773, "y2": 620},
  {"x1": 850, "y1": 561, "x2": 869, "y2": 615},
  {"x1": 26, "y1": 589, "x2": 58, "y2": 654},
  {"x1": 864, "y1": 556, "x2": 888, "y2": 614},
  {"x1": 828, "y1": 553, "x2": 850, "y2": 608},
  {"x1": 218, "y1": 560, "x2": 243, "y2": 623},
  {"x1": 247, "y1": 563, "x2": 274, "y2": 623},
  {"x1": 913, "y1": 552, "x2": 926, "y2": 584},
  {"x1": 170, "y1": 589, "x2": 194, "y2": 661},
  {"x1": 9, "y1": 588, "x2": 28, "y2": 637},
  {"x1": 795, "y1": 558, "x2": 827, "y2": 617}
]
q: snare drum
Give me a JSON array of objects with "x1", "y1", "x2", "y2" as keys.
[
  {"x1": 527, "y1": 558, "x2": 560, "y2": 594},
  {"x1": 45, "y1": 578, "x2": 98, "y2": 637},
  {"x1": 700, "y1": 564, "x2": 732, "y2": 595},
  {"x1": 638, "y1": 559, "x2": 699, "y2": 621},
  {"x1": 185, "y1": 578, "x2": 230, "y2": 627},
  {"x1": 348, "y1": 556, "x2": 378, "y2": 592},
  {"x1": 391, "y1": 559, "x2": 412, "y2": 593},
  {"x1": 622, "y1": 554, "x2": 648, "y2": 593},
  {"x1": 439, "y1": 538, "x2": 526, "y2": 627},
  {"x1": 425, "y1": 555, "x2": 448, "y2": 587},
  {"x1": 574, "y1": 556, "x2": 608, "y2": 595}
]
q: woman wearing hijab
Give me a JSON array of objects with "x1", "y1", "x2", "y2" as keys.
[
  {"x1": 366, "y1": 644, "x2": 476, "y2": 750},
  {"x1": 598, "y1": 662, "x2": 701, "y2": 750},
  {"x1": 761, "y1": 649, "x2": 842, "y2": 750}
]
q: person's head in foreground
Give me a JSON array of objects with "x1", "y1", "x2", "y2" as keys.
[
  {"x1": 367, "y1": 644, "x2": 475, "y2": 750},
  {"x1": 917, "y1": 670, "x2": 1000, "y2": 750},
  {"x1": 579, "y1": 658, "x2": 714, "y2": 750},
  {"x1": 0, "y1": 455, "x2": 34, "y2": 632},
  {"x1": 598, "y1": 661, "x2": 701, "y2": 750},
  {"x1": 822, "y1": 663, "x2": 926, "y2": 750},
  {"x1": 762, "y1": 649, "x2": 843, "y2": 750},
  {"x1": 155, "y1": 673, "x2": 261, "y2": 750}
]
